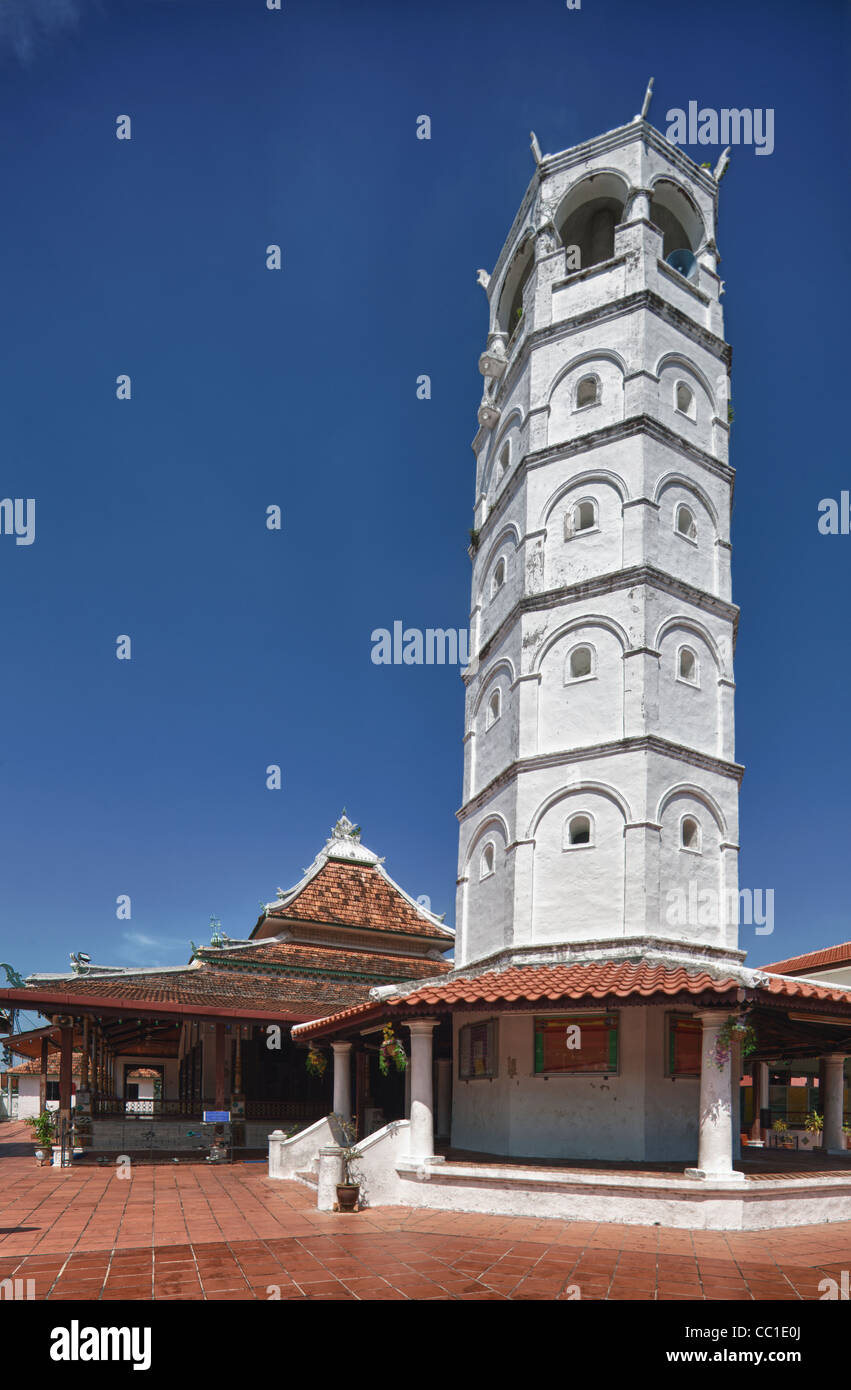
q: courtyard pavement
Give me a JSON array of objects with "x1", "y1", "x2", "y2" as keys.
[{"x1": 1, "y1": 1122, "x2": 849, "y2": 1301}]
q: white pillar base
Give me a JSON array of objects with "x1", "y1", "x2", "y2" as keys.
[
  {"x1": 684, "y1": 1167, "x2": 746, "y2": 1183},
  {"x1": 316, "y1": 1146, "x2": 344, "y2": 1211}
]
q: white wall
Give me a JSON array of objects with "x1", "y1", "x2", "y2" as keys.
[
  {"x1": 16, "y1": 1076, "x2": 78, "y2": 1119},
  {"x1": 450, "y1": 1006, "x2": 699, "y2": 1162}
]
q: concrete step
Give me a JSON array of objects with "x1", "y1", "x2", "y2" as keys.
[{"x1": 295, "y1": 1169, "x2": 318, "y2": 1186}]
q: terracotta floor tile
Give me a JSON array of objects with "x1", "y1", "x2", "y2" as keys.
[{"x1": 1, "y1": 1122, "x2": 849, "y2": 1303}]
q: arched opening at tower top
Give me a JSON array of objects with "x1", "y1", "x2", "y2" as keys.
[
  {"x1": 649, "y1": 179, "x2": 705, "y2": 259},
  {"x1": 555, "y1": 172, "x2": 628, "y2": 272},
  {"x1": 496, "y1": 236, "x2": 535, "y2": 339}
]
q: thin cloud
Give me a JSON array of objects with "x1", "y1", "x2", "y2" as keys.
[
  {"x1": 116, "y1": 930, "x2": 190, "y2": 966},
  {"x1": 0, "y1": 0, "x2": 202, "y2": 67},
  {"x1": 0, "y1": 0, "x2": 86, "y2": 66}
]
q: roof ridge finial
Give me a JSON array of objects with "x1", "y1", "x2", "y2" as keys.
[{"x1": 331, "y1": 810, "x2": 361, "y2": 842}]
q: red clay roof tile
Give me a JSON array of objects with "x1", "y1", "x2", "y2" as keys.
[
  {"x1": 262, "y1": 860, "x2": 453, "y2": 940},
  {"x1": 759, "y1": 941, "x2": 851, "y2": 976},
  {"x1": 291, "y1": 960, "x2": 747, "y2": 1037}
]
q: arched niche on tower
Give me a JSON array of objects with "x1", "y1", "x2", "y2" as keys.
[
  {"x1": 535, "y1": 616, "x2": 626, "y2": 754},
  {"x1": 495, "y1": 235, "x2": 535, "y2": 342},
  {"x1": 542, "y1": 472, "x2": 626, "y2": 589},
  {"x1": 654, "y1": 618, "x2": 722, "y2": 758},
  {"x1": 554, "y1": 171, "x2": 630, "y2": 271},
  {"x1": 459, "y1": 815, "x2": 510, "y2": 963},
  {"x1": 656, "y1": 785, "x2": 725, "y2": 947},
  {"x1": 476, "y1": 526, "x2": 520, "y2": 650},
  {"x1": 648, "y1": 178, "x2": 706, "y2": 259},
  {"x1": 547, "y1": 352, "x2": 626, "y2": 446},
  {"x1": 654, "y1": 474, "x2": 718, "y2": 595},
  {"x1": 482, "y1": 412, "x2": 522, "y2": 505},
  {"x1": 529, "y1": 784, "x2": 628, "y2": 942},
  {"x1": 655, "y1": 354, "x2": 716, "y2": 443},
  {"x1": 471, "y1": 659, "x2": 515, "y2": 796}
]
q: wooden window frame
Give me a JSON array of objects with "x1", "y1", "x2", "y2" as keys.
[
  {"x1": 666, "y1": 1013, "x2": 702, "y2": 1078},
  {"x1": 458, "y1": 1018, "x2": 498, "y2": 1081},
  {"x1": 533, "y1": 1012, "x2": 619, "y2": 1076}
]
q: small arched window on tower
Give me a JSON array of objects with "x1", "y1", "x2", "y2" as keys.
[
  {"x1": 486, "y1": 688, "x2": 501, "y2": 729},
  {"x1": 677, "y1": 646, "x2": 699, "y2": 686},
  {"x1": 495, "y1": 443, "x2": 510, "y2": 486},
  {"x1": 566, "y1": 498, "x2": 598, "y2": 539},
  {"x1": 564, "y1": 813, "x2": 593, "y2": 848},
  {"x1": 566, "y1": 644, "x2": 594, "y2": 682},
  {"x1": 491, "y1": 557, "x2": 506, "y2": 598},
  {"x1": 674, "y1": 381, "x2": 696, "y2": 420},
  {"x1": 575, "y1": 375, "x2": 600, "y2": 410},
  {"x1": 480, "y1": 842, "x2": 496, "y2": 879},
  {"x1": 675, "y1": 504, "x2": 697, "y2": 542},
  {"x1": 681, "y1": 816, "x2": 701, "y2": 852}
]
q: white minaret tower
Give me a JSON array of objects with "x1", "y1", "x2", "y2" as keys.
[{"x1": 456, "y1": 103, "x2": 742, "y2": 975}]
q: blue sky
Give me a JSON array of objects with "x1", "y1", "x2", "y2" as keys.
[{"x1": 0, "y1": 0, "x2": 848, "y2": 1005}]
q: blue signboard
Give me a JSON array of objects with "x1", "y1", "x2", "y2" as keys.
[{"x1": 202, "y1": 1110, "x2": 230, "y2": 1123}]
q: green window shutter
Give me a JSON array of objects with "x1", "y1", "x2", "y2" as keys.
[
  {"x1": 534, "y1": 1024, "x2": 543, "y2": 1073},
  {"x1": 608, "y1": 1018, "x2": 618, "y2": 1071}
]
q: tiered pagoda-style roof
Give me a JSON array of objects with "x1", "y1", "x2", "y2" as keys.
[
  {"x1": 252, "y1": 812, "x2": 453, "y2": 946},
  {"x1": 3, "y1": 814, "x2": 454, "y2": 1028}
]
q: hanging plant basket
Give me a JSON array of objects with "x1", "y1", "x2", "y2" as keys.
[
  {"x1": 712, "y1": 1013, "x2": 758, "y2": 1071},
  {"x1": 305, "y1": 1048, "x2": 327, "y2": 1079},
  {"x1": 378, "y1": 1023, "x2": 407, "y2": 1076}
]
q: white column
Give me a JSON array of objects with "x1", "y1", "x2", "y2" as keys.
[
  {"x1": 685, "y1": 1011, "x2": 745, "y2": 1182},
  {"x1": 822, "y1": 1054, "x2": 847, "y2": 1155},
  {"x1": 436, "y1": 1058, "x2": 452, "y2": 1139},
  {"x1": 730, "y1": 1037, "x2": 742, "y2": 1159},
  {"x1": 407, "y1": 1019, "x2": 438, "y2": 1160},
  {"x1": 331, "y1": 1042, "x2": 352, "y2": 1121},
  {"x1": 627, "y1": 186, "x2": 651, "y2": 221},
  {"x1": 758, "y1": 1061, "x2": 769, "y2": 1138}
]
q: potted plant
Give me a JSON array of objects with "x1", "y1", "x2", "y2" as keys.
[
  {"x1": 332, "y1": 1113, "x2": 361, "y2": 1212},
  {"x1": 804, "y1": 1110, "x2": 823, "y2": 1147},
  {"x1": 772, "y1": 1118, "x2": 793, "y2": 1150},
  {"x1": 378, "y1": 1022, "x2": 407, "y2": 1077},
  {"x1": 305, "y1": 1047, "x2": 327, "y2": 1079},
  {"x1": 25, "y1": 1110, "x2": 55, "y2": 1165}
]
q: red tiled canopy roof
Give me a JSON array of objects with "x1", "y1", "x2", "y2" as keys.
[
  {"x1": 260, "y1": 860, "x2": 453, "y2": 941},
  {"x1": 758, "y1": 972, "x2": 851, "y2": 1003},
  {"x1": 3, "y1": 1054, "x2": 160, "y2": 1078},
  {"x1": 292, "y1": 958, "x2": 851, "y2": 1040},
  {"x1": 1, "y1": 938, "x2": 451, "y2": 1024},
  {"x1": 4, "y1": 965, "x2": 385, "y2": 1020},
  {"x1": 4, "y1": 1051, "x2": 84, "y2": 1076},
  {"x1": 760, "y1": 941, "x2": 851, "y2": 976},
  {"x1": 292, "y1": 961, "x2": 747, "y2": 1038},
  {"x1": 196, "y1": 940, "x2": 450, "y2": 982}
]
